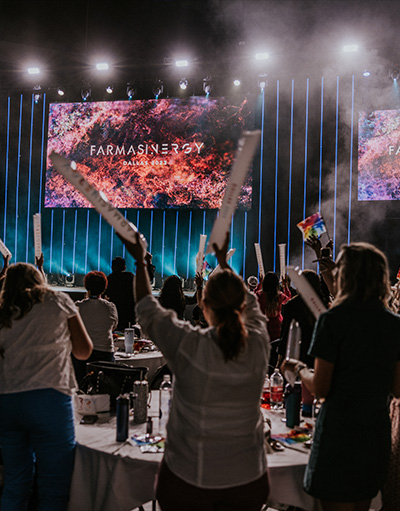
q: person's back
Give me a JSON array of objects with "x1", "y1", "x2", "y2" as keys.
[{"x1": 106, "y1": 257, "x2": 135, "y2": 330}]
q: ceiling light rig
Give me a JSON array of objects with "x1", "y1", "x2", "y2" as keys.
[{"x1": 153, "y1": 79, "x2": 164, "y2": 99}]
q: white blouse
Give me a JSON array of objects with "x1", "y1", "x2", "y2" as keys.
[
  {"x1": 0, "y1": 291, "x2": 78, "y2": 396},
  {"x1": 136, "y1": 289, "x2": 270, "y2": 488}
]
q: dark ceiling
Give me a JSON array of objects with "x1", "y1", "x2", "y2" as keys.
[{"x1": 1, "y1": 0, "x2": 400, "y2": 98}]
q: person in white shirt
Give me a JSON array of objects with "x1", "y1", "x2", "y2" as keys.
[{"x1": 122, "y1": 231, "x2": 270, "y2": 511}]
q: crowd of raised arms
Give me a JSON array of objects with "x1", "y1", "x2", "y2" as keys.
[{"x1": 0, "y1": 232, "x2": 400, "y2": 511}]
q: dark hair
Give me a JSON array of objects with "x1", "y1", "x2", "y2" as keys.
[
  {"x1": 112, "y1": 257, "x2": 126, "y2": 272},
  {"x1": 262, "y1": 271, "x2": 280, "y2": 316},
  {"x1": 0, "y1": 263, "x2": 53, "y2": 329},
  {"x1": 333, "y1": 242, "x2": 391, "y2": 307},
  {"x1": 203, "y1": 270, "x2": 247, "y2": 361},
  {"x1": 159, "y1": 275, "x2": 186, "y2": 319},
  {"x1": 84, "y1": 271, "x2": 108, "y2": 296}
]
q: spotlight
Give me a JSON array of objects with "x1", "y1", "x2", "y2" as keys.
[
  {"x1": 96, "y1": 62, "x2": 109, "y2": 71},
  {"x1": 27, "y1": 67, "x2": 40, "y2": 75},
  {"x1": 179, "y1": 78, "x2": 188, "y2": 90},
  {"x1": 126, "y1": 83, "x2": 137, "y2": 99},
  {"x1": 343, "y1": 44, "x2": 358, "y2": 53},
  {"x1": 362, "y1": 70, "x2": 371, "y2": 78},
  {"x1": 255, "y1": 52, "x2": 269, "y2": 60},
  {"x1": 152, "y1": 79, "x2": 164, "y2": 99},
  {"x1": 81, "y1": 86, "x2": 91, "y2": 101},
  {"x1": 258, "y1": 73, "x2": 268, "y2": 91},
  {"x1": 390, "y1": 68, "x2": 400, "y2": 81},
  {"x1": 57, "y1": 87, "x2": 65, "y2": 96},
  {"x1": 34, "y1": 93, "x2": 42, "y2": 104},
  {"x1": 105, "y1": 84, "x2": 113, "y2": 94},
  {"x1": 233, "y1": 79, "x2": 241, "y2": 87},
  {"x1": 203, "y1": 77, "x2": 213, "y2": 96},
  {"x1": 175, "y1": 59, "x2": 189, "y2": 67}
]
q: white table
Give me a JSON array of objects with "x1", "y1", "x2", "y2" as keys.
[
  {"x1": 114, "y1": 352, "x2": 165, "y2": 382},
  {"x1": 68, "y1": 402, "x2": 381, "y2": 511}
]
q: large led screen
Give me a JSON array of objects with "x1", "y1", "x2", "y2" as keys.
[
  {"x1": 45, "y1": 97, "x2": 254, "y2": 209},
  {"x1": 358, "y1": 109, "x2": 400, "y2": 200}
]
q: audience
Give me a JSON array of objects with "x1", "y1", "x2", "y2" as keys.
[
  {"x1": 72, "y1": 271, "x2": 118, "y2": 385},
  {"x1": 282, "y1": 242, "x2": 400, "y2": 511},
  {"x1": 106, "y1": 256, "x2": 136, "y2": 331},
  {"x1": 0, "y1": 262, "x2": 92, "y2": 510},
  {"x1": 122, "y1": 231, "x2": 270, "y2": 511}
]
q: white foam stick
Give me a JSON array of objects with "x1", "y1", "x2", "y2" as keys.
[
  {"x1": 284, "y1": 320, "x2": 301, "y2": 387},
  {"x1": 254, "y1": 243, "x2": 265, "y2": 280},
  {"x1": 0, "y1": 238, "x2": 12, "y2": 259},
  {"x1": 33, "y1": 213, "x2": 42, "y2": 259},
  {"x1": 49, "y1": 152, "x2": 147, "y2": 249},
  {"x1": 279, "y1": 243, "x2": 286, "y2": 279},
  {"x1": 287, "y1": 266, "x2": 327, "y2": 319},
  {"x1": 212, "y1": 248, "x2": 236, "y2": 275},
  {"x1": 196, "y1": 234, "x2": 207, "y2": 275},
  {"x1": 206, "y1": 131, "x2": 261, "y2": 254}
]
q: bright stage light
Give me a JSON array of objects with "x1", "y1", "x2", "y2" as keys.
[
  {"x1": 27, "y1": 67, "x2": 40, "y2": 75},
  {"x1": 179, "y1": 79, "x2": 188, "y2": 90},
  {"x1": 126, "y1": 83, "x2": 137, "y2": 99},
  {"x1": 203, "y1": 77, "x2": 213, "y2": 96},
  {"x1": 258, "y1": 73, "x2": 268, "y2": 91},
  {"x1": 57, "y1": 87, "x2": 65, "y2": 96},
  {"x1": 233, "y1": 79, "x2": 241, "y2": 87},
  {"x1": 81, "y1": 87, "x2": 91, "y2": 101},
  {"x1": 362, "y1": 70, "x2": 371, "y2": 77},
  {"x1": 105, "y1": 85, "x2": 114, "y2": 94},
  {"x1": 96, "y1": 62, "x2": 109, "y2": 71},
  {"x1": 343, "y1": 44, "x2": 358, "y2": 53},
  {"x1": 153, "y1": 79, "x2": 164, "y2": 99},
  {"x1": 255, "y1": 52, "x2": 269, "y2": 60},
  {"x1": 175, "y1": 60, "x2": 189, "y2": 67}
]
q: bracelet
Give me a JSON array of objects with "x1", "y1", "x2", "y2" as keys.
[{"x1": 295, "y1": 363, "x2": 308, "y2": 378}]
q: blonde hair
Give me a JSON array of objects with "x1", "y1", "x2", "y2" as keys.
[
  {"x1": 333, "y1": 242, "x2": 391, "y2": 308},
  {"x1": 202, "y1": 270, "x2": 248, "y2": 361},
  {"x1": 0, "y1": 263, "x2": 53, "y2": 328}
]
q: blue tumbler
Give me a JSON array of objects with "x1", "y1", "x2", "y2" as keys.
[{"x1": 285, "y1": 381, "x2": 302, "y2": 428}]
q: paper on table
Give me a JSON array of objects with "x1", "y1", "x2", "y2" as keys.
[
  {"x1": 49, "y1": 152, "x2": 147, "y2": 249},
  {"x1": 0, "y1": 238, "x2": 12, "y2": 259},
  {"x1": 287, "y1": 266, "x2": 327, "y2": 319},
  {"x1": 254, "y1": 243, "x2": 265, "y2": 280},
  {"x1": 279, "y1": 243, "x2": 286, "y2": 280},
  {"x1": 33, "y1": 213, "x2": 42, "y2": 259},
  {"x1": 206, "y1": 131, "x2": 261, "y2": 254},
  {"x1": 196, "y1": 234, "x2": 207, "y2": 275}
]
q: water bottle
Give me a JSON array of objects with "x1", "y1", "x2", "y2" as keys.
[
  {"x1": 270, "y1": 368, "x2": 284, "y2": 410},
  {"x1": 159, "y1": 374, "x2": 173, "y2": 436},
  {"x1": 116, "y1": 394, "x2": 129, "y2": 442},
  {"x1": 260, "y1": 374, "x2": 270, "y2": 409},
  {"x1": 285, "y1": 381, "x2": 302, "y2": 428}
]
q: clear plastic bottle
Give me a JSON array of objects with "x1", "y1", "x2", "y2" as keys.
[
  {"x1": 260, "y1": 374, "x2": 270, "y2": 409},
  {"x1": 270, "y1": 368, "x2": 284, "y2": 409},
  {"x1": 159, "y1": 374, "x2": 173, "y2": 436}
]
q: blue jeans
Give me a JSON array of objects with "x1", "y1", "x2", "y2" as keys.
[{"x1": 0, "y1": 389, "x2": 75, "y2": 511}]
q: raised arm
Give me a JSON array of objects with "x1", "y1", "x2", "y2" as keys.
[{"x1": 68, "y1": 314, "x2": 93, "y2": 360}]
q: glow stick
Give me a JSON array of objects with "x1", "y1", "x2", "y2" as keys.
[
  {"x1": 196, "y1": 234, "x2": 207, "y2": 275},
  {"x1": 287, "y1": 266, "x2": 327, "y2": 319},
  {"x1": 206, "y1": 131, "x2": 261, "y2": 254},
  {"x1": 254, "y1": 243, "x2": 265, "y2": 280},
  {"x1": 212, "y1": 248, "x2": 236, "y2": 275},
  {"x1": 33, "y1": 213, "x2": 42, "y2": 259},
  {"x1": 279, "y1": 243, "x2": 286, "y2": 279},
  {"x1": 0, "y1": 238, "x2": 11, "y2": 259},
  {"x1": 49, "y1": 152, "x2": 147, "y2": 249}
]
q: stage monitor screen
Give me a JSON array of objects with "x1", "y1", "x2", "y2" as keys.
[
  {"x1": 358, "y1": 109, "x2": 400, "y2": 200},
  {"x1": 45, "y1": 97, "x2": 254, "y2": 209}
]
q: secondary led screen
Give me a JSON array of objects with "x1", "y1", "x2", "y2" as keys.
[
  {"x1": 358, "y1": 109, "x2": 400, "y2": 200},
  {"x1": 45, "y1": 97, "x2": 254, "y2": 209}
]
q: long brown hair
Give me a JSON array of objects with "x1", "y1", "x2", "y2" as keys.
[
  {"x1": 202, "y1": 270, "x2": 247, "y2": 361},
  {"x1": 0, "y1": 263, "x2": 53, "y2": 329},
  {"x1": 333, "y1": 242, "x2": 391, "y2": 308}
]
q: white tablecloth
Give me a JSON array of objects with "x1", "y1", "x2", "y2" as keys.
[
  {"x1": 69, "y1": 402, "x2": 381, "y2": 511},
  {"x1": 114, "y1": 352, "x2": 166, "y2": 381}
]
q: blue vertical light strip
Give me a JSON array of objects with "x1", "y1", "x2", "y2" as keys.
[
  {"x1": 49, "y1": 211, "x2": 54, "y2": 273},
  {"x1": 85, "y1": 210, "x2": 90, "y2": 274},
  {"x1": 161, "y1": 211, "x2": 166, "y2": 278},
  {"x1": 173, "y1": 211, "x2": 179, "y2": 274},
  {"x1": 333, "y1": 76, "x2": 340, "y2": 257},
  {"x1": 3, "y1": 97, "x2": 10, "y2": 240},
  {"x1": 301, "y1": 78, "x2": 310, "y2": 269},
  {"x1": 347, "y1": 75, "x2": 355, "y2": 244},
  {"x1": 242, "y1": 211, "x2": 247, "y2": 279},
  {"x1": 258, "y1": 88, "x2": 265, "y2": 245},
  {"x1": 25, "y1": 95, "x2": 35, "y2": 262},
  {"x1": 38, "y1": 93, "x2": 46, "y2": 214},
  {"x1": 110, "y1": 228, "x2": 114, "y2": 268},
  {"x1": 15, "y1": 95, "x2": 23, "y2": 259},
  {"x1": 149, "y1": 210, "x2": 153, "y2": 254},
  {"x1": 273, "y1": 81, "x2": 280, "y2": 273},
  {"x1": 122, "y1": 211, "x2": 127, "y2": 258},
  {"x1": 186, "y1": 211, "x2": 192, "y2": 279},
  {"x1": 230, "y1": 214, "x2": 234, "y2": 267},
  {"x1": 61, "y1": 210, "x2": 66, "y2": 273},
  {"x1": 136, "y1": 210, "x2": 140, "y2": 231},
  {"x1": 318, "y1": 78, "x2": 324, "y2": 211},
  {"x1": 202, "y1": 211, "x2": 206, "y2": 234},
  {"x1": 98, "y1": 216, "x2": 102, "y2": 270},
  {"x1": 72, "y1": 210, "x2": 77, "y2": 273},
  {"x1": 286, "y1": 80, "x2": 295, "y2": 265}
]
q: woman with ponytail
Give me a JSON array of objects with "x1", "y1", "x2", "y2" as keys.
[{"x1": 121, "y1": 232, "x2": 270, "y2": 511}]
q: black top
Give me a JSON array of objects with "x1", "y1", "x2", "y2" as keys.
[{"x1": 106, "y1": 271, "x2": 135, "y2": 331}]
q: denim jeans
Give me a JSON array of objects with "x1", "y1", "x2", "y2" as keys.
[{"x1": 0, "y1": 389, "x2": 75, "y2": 511}]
